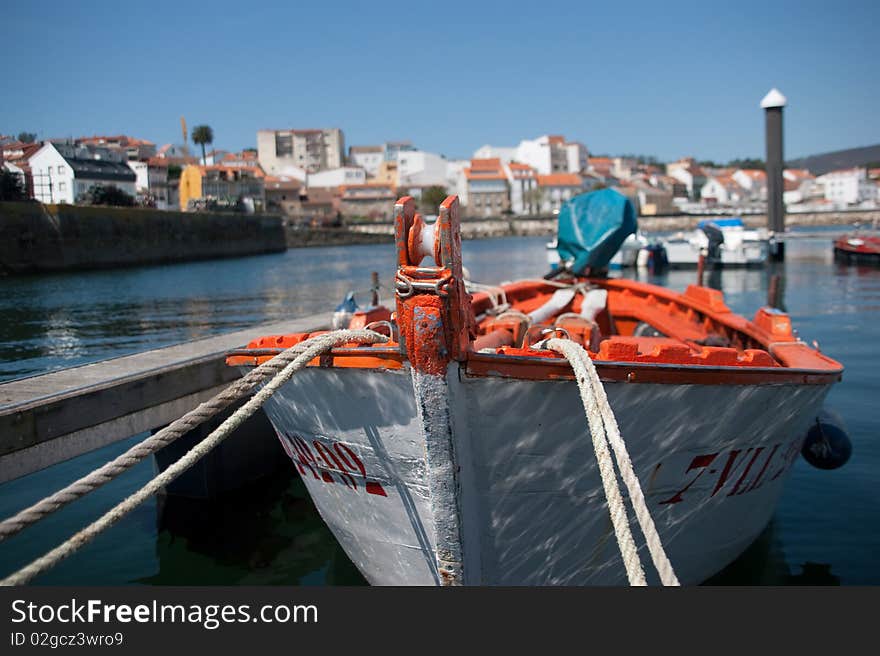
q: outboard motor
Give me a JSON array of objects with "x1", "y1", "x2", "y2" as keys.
[
  {"x1": 801, "y1": 408, "x2": 852, "y2": 470},
  {"x1": 700, "y1": 222, "x2": 725, "y2": 264},
  {"x1": 644, "y1": 242, "x2": 668, "y2": 273},
  {"x1": 555, "y1": 189, "x2": 637, "y2": 276}
]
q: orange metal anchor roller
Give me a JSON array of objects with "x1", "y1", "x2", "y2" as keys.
[{"x1": 393, "y1": 196, "x2": 475, "y2": 376}]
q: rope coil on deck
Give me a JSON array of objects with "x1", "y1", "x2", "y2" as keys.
[
  {"x1": 543, "y1": 337, "x2": 680, "y2": 587},
  {"x1": 0, "y1": 329, "x2": 386, "y2": 586}
]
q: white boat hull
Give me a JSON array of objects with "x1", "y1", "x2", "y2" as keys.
[
  {"x1": 254, "y1": 362, "x2": 830, "y2": 586},
  {"x1": 660, "y1": 226, "x2": 770, "y2": 267}
]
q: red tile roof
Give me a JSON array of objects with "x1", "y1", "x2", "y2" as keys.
[
  {"x1": 465, "y1": 158, "x2": 506, "y2": 181},
  {"x1": 507, "y1": 162, "x2": 537, "y2": 178},
  {"x1": 785, "y1": 168, "x2": 815, "y2": 181},
  {"x1": 470, "y1": 158, "x2": 502, "y2": 170},
  {"x1": 538, "y1": 173, "x2": 583, "y2": 187}
]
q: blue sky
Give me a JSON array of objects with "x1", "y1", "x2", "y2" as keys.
[{"x1": 4, "y1": 0, "x2": 877, "y2": 162}]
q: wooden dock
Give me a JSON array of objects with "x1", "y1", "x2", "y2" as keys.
[{"x1": 0, "y1": 312, "x2": 334, "y2": 484}]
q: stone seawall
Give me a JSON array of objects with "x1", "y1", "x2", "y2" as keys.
[
  {"x1": 639, "y1": 209, "x2": 880, "y2": 232},
  {"x1": 285, "y1": 226, "x2": 392, "y2": 248},
  {"x1": 0, "y1": 202, "x2": 286, "y2": 274},
  {"x1": 345, "y1": 208, "x2": 880, "y2": 240}
]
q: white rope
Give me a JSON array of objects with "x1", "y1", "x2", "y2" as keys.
[
  {"x1": 544, "y1": 337, "x2": 680, "y2": 586},
  {"x1": 1, "y1": 329, "x2": 384, "y2": 586},
  {"x1": 464, "y1": 280, "x2": 510, "y2": 315},
  {"x1": 0, "y1": 337, "x2": 343, "y2": 543}
]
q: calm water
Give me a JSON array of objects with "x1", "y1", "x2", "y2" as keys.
[{"x1": 1, "y1": 234, "x2": 878, "y2": 585}]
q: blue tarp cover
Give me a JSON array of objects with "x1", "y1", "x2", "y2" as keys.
[
  {"x1": 556, "y1": 188, "x2": 637, "y2": 273},
  {"x1": 697, "y1": 217, "x2": 744, "y2": 228}
]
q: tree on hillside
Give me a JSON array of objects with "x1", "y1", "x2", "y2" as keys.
[
  {"x1": 17, "y1": 132, "x2": 37, "y2": 144},
  {"x1": 192, "y1": 125, "x2": 214, "y2": 165},
  {"x1": 420, "y1": 186, "x2": 448, "y2": 212},
  {"x1": 82, "y1": 184, "x2": 136, "y2": 207},
  {"x1": 728, "y1": 157, "x2": 765, "y2": 170},
  {"x1": 0, "y1": 170, "x2": 27, "y2": 201}
]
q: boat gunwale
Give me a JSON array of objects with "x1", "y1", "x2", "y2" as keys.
[{"x1": 226, "y1": 346, "x2": 841, "y2": 385}]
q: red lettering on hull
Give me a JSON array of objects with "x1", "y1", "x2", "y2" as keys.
[
  {"x1": 278, "y1": 432, "x2": 387, "y2": 498},
  {"x1": 657, "y1": 437, "x2": 802, "y2": 505}
]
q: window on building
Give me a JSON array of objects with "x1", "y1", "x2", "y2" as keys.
[
  {"x1": 58, "y1": 182, "x2": 66, "y2": 191},
  {"x1": 275, "y1": 134, "x2": 294, "y2": 157},
  {"x1": 57, "y1": 166, "x2": 65, "y2": 175}
]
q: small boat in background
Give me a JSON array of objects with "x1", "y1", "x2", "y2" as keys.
[
  {"x1": 834, "y1": 233, "x2": 880, "y2": 264},
  {"x1": 661, "y1": 218, "x2": 770, "y2": 268}
]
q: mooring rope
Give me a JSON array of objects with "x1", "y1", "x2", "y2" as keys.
[
  {"x1": 544, "y1": 338, "x2": 680, "y2": 586},
  {"x1": 0, "y1": 329, "x2": 385, "y2": 544},
  {"x1": 0, "y1": 329, "x2": 385, "y2": 586}
]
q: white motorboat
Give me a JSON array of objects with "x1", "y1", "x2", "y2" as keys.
[{"x1": 660, "y1": 218, "x2": 769, "y2": 268}]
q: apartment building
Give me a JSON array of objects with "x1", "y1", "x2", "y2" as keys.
[{"x1": 257, "y1": 128, "x2": 345, "y2": 175}]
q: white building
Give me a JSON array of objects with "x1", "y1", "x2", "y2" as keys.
[
  {"x1": 30, "y1": 142, "x2": 136, "y2": 204},
  {"x1": 349, "y1": 146, "x2": 383, "y2": 175},
  {"x1": 565, "y1": 142, "x2": 589, "y2": 174},
  {"x1": 731, "y1": 169, "x2": 767, "y2": 200},
  {"x1": 473, "y1": 144, "x2": 518, "y2": 163},
  {"x1": 504, "y1": 162, "x2": 539, "y2": 214},
  {"x1": 666, "y1": 158, "x2": 707, "y2": 200},
  {"x1": 782, "y1": 169, "x2": 817, "y2": 206},
  {"x1": 458, "y1": 159, "x2": 510, "y2": 215},
  {"x1": 611, "y1": 157, "x2": 638, "y2": 180},
  {"x1": 307, "y1": 166, "x2": 366, "y2": 188},
  {"x1": 536, "y1": 173, "x2": 585, "y2": 213},
  {"x1": 516, "y1": 135, "x2": 552, "y2": 175},
  {"x1": 445, "y1": 159, "x2": 469, "y2": 197},
  {"x1": 816, "y1": 168, "x2": 876, "y2": 206},
  {"x1": 257, "y1": 128, "x2": 345, "y2": 175},
  {"x1": 700, "y1": 175, "x2": 745, "y2": 205},
  {"x1": 383, "y1": 141, "x2": 416, "y2": 162},
  {"x1": 127, "y1": 160, "x2": 172, "y2": 209},
  {"x1": 474, "y1": 135, "x2": 588, "y2": 175},
  {"x1": 397, "y1": 151, "x2": 448, "y2": 188}
]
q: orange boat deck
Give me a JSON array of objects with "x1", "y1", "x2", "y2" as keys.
[{"x1": 226, "y1": 277, "x2": 843, "y2": 386}]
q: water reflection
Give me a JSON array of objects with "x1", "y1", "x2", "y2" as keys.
[
  {"x1": 142, "y1": 470, "x2": 366, "y2": 586},
  {"x1": 0, "y1": 245, "x2": 397, "y2": 381},
  {"x1": 705, "y1": 520, "x2": 841, "y2": 585}
]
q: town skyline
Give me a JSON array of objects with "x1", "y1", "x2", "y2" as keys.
[{"x1": 4, "y1": 0, "x2": 878, "y2": 163}]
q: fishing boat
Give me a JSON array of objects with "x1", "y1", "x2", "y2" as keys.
[
  {"x1": 227, "y1": 190, "x2": 843, "y2": 586},
  {"x1": 661, "y1": 218, "x2": 770, "y2": 268},
  {"x1": 833, "y1": 233, "x2": 880, "y2": 264}
]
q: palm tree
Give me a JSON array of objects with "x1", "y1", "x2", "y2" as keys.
[{"x1": 192, "y1": 125, "x2": 214, "y2": 165}]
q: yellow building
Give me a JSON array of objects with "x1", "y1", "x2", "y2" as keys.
[
  {"x1": 178, "y1": 165, "x2": 203, "y2": 210},
  {"x1": 178, "y1": 164, "x2": 265, "y2": 211},
  {"x1": 374, "y1": 161, "x2": 398, "y2": 187}
]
